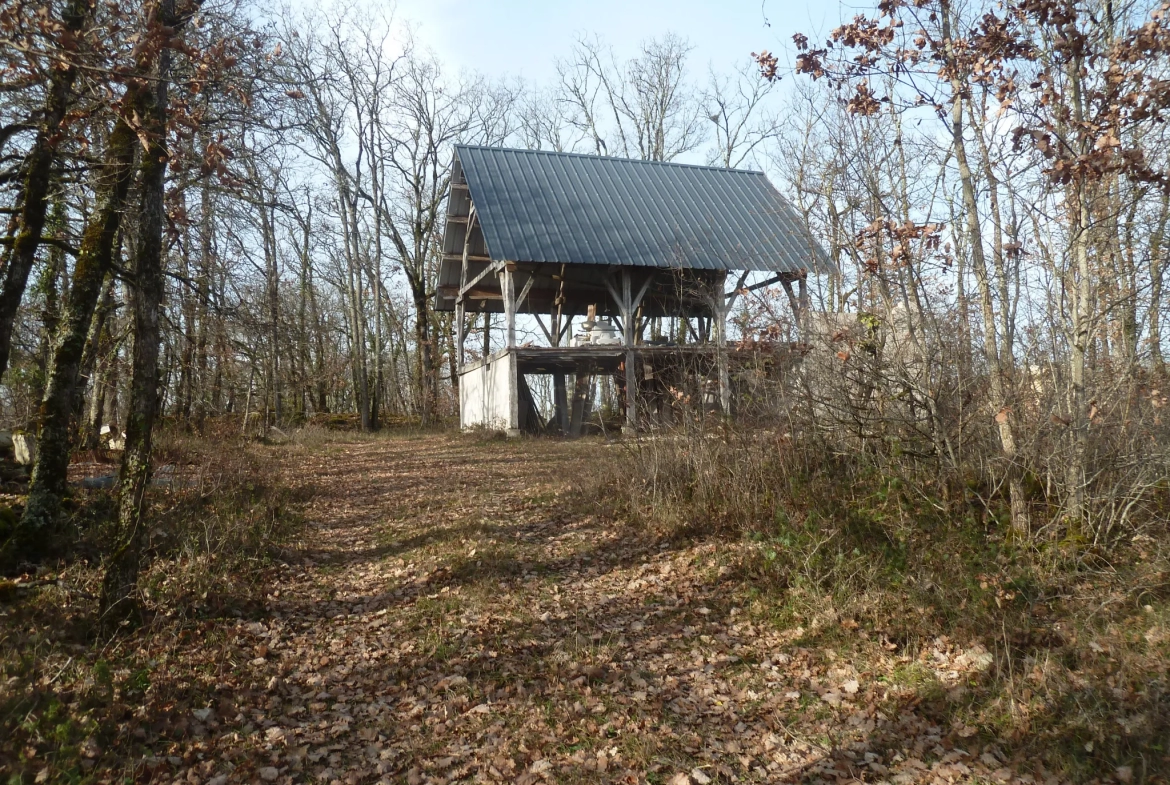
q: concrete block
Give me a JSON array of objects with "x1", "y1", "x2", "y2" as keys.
[{"x1": 13, "y1": 432, "x2": 36, "y2": 465}]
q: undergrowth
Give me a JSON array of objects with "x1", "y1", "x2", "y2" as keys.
[
  {"x1": 0, "y1": 429, "x2": 308, "y2": 783},
  {"x1": 596, "y1": 430, "x2": 1170, "y2": 781}
]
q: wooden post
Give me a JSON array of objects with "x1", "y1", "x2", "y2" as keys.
[
  {"x1": 714, "y1": 271, "x2": 731, "y2": 417},
  {"x1": 780, "y1": 270, "x2": 808, "y2": 340},
  {"x1": 621, "y1": 270, "x2": 637, "y2": 433},
  {"x1": 553, "y1": 263, "x2": 566, "y2": 343},
  {"x1": 502, "y1": 266, "x2": 516, "y2": 349},
  {"x1": 455, "y1": 301, "x2": 464, "y2": 370},
  {"x1": 570, "y1": 366, "x2": 590, "y2": 437},
  {"x1": 457, "y1": 206, "x2": 475, "y2": 370},
  {"x1": 553, "y1": 374, "x2": 569, "y2": 434},
  {"x1": 455, "y1": 302, "x2": 465, "y2": 431},
  {"x1": 797, "y1": 269, "x2": 809, "y2": 336},
  {"x1": 500, "y1": 265, "x2": 519, "y2": 436}
]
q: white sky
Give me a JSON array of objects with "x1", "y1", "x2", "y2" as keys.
[{"x1": 390, "y1": 0, "x2": 834, "y2": 86}]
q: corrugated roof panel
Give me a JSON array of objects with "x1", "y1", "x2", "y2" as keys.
[{"x1": 450, "y1": 145, "x2": 832, "y2": 274}]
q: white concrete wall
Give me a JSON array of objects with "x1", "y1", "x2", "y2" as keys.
[{"x1": 459, "y1": 355, "x2": 515, "y2": 431}]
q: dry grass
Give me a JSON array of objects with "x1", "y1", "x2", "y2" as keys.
[
  {"x1": 3, "y1": 428, "x2": 1168, "y2": 784},
  {"x1": 596, "y1": 429, "x2": 1170, "y2": 780}
]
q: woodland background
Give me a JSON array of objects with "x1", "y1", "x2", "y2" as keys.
[{"x1": 1, "y1": 0, "x2": 1170, "y2": 780}]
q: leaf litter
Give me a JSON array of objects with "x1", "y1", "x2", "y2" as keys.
[{"x1": 2, "y1": 434, "x2": 1084, "y2": 783}]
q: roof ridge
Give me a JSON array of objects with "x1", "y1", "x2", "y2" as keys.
[{"x1": 455, "y1": 144, "x2": 765, "y2": 176}]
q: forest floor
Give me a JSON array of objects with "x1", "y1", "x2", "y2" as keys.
[{"x1": 1, "y1": 432, "x2": 1156, "y2": 784}]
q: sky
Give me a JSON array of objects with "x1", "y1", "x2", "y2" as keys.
[{"x1": 388, "y1": 0, "x2": 836, "y2": 87}]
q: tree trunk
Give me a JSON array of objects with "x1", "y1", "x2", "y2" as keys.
[
  {"x1": 1064, "y1": 53, "x2": 1093, "y2": 528},
  {"x1": 942, "y1": 1, "x2": 1028, "y2": 537},
  {"x1": 19, "y1": 116, "x2": 139, "y2": 537},
  {"x1": 30, "y1": 196, "x2": 67, "y2": 406},
  {"x1": 193, "y1": 183, "x2": 213, "y2": 432},
  {"x1": 1151, "y1": 191, "x2": 1168, "y2": 374},
  {"x1": 99, "y1": 0, "x2": 179, "y2": 630},
  {"x1": 411, "y1": 283, "x2": 434, "y2": 425},
  {"x1": 83, "y1": 281, "x2": 117, "y2": 450},
  {"x1": 0, "y1": 0, "x2": 94, "y2": 382}
]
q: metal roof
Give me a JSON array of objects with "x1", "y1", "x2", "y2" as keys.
[{"x1": 448, "y1": 145, "x2": 832, "y2": 273}]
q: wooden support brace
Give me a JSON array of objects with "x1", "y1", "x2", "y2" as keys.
[
  {"x1": 724, "y1": 270, "x2": 751, "y2": 310},
  {"x1": 460, "y1": 259, "x2": 506, "y2": 299},
  {"x1": 517, "y1": 271, "x2": 536, "y2": 309},
  {"x1": 533, "y1": 312, "x2": 554, "y2": 344}
]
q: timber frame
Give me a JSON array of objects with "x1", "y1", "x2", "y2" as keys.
[
  {"x1": 447, "y1": 258, "x2": 810, "y2": 436},
  {"x1": 438, "y1": 146, "x2": 823, "y2": 437}
]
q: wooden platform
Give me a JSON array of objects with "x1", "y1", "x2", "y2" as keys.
[{"x1": 460, "y1": 344, "x2": 720, "y2": 375}]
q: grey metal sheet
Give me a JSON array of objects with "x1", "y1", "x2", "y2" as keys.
[{"x1": 452, "y1": 145, "x2": 832, "y2": 274}]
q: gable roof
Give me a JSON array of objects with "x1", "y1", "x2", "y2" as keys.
[{"x1": 446, "y1": 145, "x2": 832, "y2": 273}]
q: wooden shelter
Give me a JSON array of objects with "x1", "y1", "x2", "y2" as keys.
[{"x1": 437, "y1": 145, "x2": 832, "y2": 436}]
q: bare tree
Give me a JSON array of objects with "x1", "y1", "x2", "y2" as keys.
[
  {"x1": 704, "y1": 61, "x2": 783, "y2": 168},
  {"x1": 557, "y1": 33, "x2": 705, "y2": 161}
]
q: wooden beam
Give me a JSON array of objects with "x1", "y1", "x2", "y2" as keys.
[{"x1": 454, "y1": 288, "x2": 503, "y2": 300}]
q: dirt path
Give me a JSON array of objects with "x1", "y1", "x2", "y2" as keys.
[{"x1": 180, "y1": 434, "x2": 1029, "y2": 785}]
